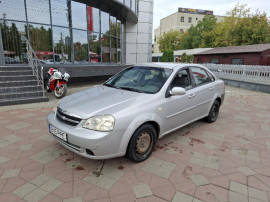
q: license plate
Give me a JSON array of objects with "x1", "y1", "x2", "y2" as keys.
[{"x1": 49, "y1": 125, "x2": 67, "y2": 141}]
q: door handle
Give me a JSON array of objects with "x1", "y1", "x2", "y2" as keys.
[
  {"x1": 210, "y1": 86, "x2": 214, "y2": 90},
  {"x1": 188, "y1": 93, "x2": 195, "y2": 99}
]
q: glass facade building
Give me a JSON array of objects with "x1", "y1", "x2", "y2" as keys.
[{"x1": 0, "y1": 0, "x2": 138, "y2": 65}]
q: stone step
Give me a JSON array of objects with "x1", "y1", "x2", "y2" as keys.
[
  {"x1": 0, "y1": 75, "x2": 37, "y2": 82},
  {"x1": 0, "y1": 66, "x2": 32, "y2": 71},
  {"x1": 0, "y1": 90, "x2": 44, "y2": 100},
  {"x1": 0, "y1": 96, "x2": 49, "y2": 106},
  {"x1": 0, "y1": 70, "x2": 34, "y2": 76},
  {"x1": 0, "y1": 85, "x2": 43, "y2": 94},
  {"x1": 0, "y1": 80, "x2": 39, "y2": 87}
]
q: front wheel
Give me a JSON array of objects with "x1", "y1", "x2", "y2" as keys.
[
  {"x1": 54, "y1": 84, "x2": 67, "y2": 99},
  {"x1": 126, "y1": 124, "x2": 157, "y2": 162},
  {"x1": 205, "y1": 100, "x2": 220, "y2": 123}
]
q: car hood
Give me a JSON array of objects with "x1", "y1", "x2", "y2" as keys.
[{"x1": 58, "y1": 85, "x2": 144, "y2": 119}]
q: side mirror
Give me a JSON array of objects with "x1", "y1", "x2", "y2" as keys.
[{"x1": 170, "y1": 87, "x2": 186, "y2": 96}]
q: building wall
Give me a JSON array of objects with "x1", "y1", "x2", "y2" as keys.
[
  {"x1": 125, "y1": 0, "x2": 153, "y2": 64},
  {"x1": 261, "y1": 50, "x2": 270, "y2": 65},
  {"x1": 194, "y1": 52, "x2": 265, "y2": 65},
  {"x1": 153, "y1": 10, "x2": 225, "y2": 53}
]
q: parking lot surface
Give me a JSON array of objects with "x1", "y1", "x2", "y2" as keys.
[{"x1": 0, "y1": 84, "x2": 270, "y2": 202}]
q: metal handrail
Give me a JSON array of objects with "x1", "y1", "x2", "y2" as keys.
[{"x1": 25, "y1": 39, "x2": 45, "y2": 97}]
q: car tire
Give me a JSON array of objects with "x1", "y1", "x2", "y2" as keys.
[
  {"x1": 206, "y1": 100, "x2": 220, "y2": 123},
  {"x1": 126, "y1": 124, "x2": 157, "y2": 162}
]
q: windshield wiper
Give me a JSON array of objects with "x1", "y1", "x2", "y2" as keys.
[
  {"x1": 103, "y1": 83, "x2": 119, "y2": 89},
  {"x1": 118, "y1": 87, "x2": 144, "y2": 93}
]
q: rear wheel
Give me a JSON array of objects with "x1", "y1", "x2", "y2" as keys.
[
  {"x1": 206, "y1": 100, "x2": 220, "y2": 123},
  {"x1": 126, "y1": 124, "x2": 157, "y2": 162},
  {"x1": 54, "y1": 84, "x2": 67, "y2": 99}
]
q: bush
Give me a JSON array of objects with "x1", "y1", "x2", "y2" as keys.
[{"x1": 160, "y1": 49, "x2": 174, "y2": 62}]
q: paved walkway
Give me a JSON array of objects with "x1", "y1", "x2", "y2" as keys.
[{"x1": 0, "y1": 84, "x2": 270, "y2": 202}]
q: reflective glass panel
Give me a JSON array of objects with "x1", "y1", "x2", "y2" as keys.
[
  {"x1": 117, "y1": 38, "x2": 121, "y2": 63},
  {"x1": 125, "y1": 0, "x2": 131, "y2": 8},
  {"x1": 101, "y1": 34, "x2": 110, "y2": 63},
  {"x1": 73, "y1": 29, "x2": 88, "y2": 62},
  {"x1": 87, "y1": 6, "x2": 100, "y2": 33},
  {"x1": 26, "y1": 0, "x2": 50, "y2": 24},
  {"x1": 110, "y1": 16, "x2": 117, "y2": 37},
  {"x1": 53, "y1": 27, "x2": 71, "y2": 64},
  {"x1": 111, "y1": 37, "x2": 117, "y2": 63},
  {"x1": 117, "y1": 0, "x2": 124, "y2": 3},
  {"x1": 0, "y1": 0, "x2": 26, "y2": 21},
  {"x1": 131, "y1": 0, "x2": 136, "y2": 12},
  {"x1": 89, "y1": 32, "x2": 100, "y2": 63},
  {"x1": 0, "y1": 20, "x2": 27, "y2": 64},
  {"x1": 72, "y1": 1, "x2": 87, "y2": 30},
  {"x1": 117, "y1": 21, "x2": 121, "y2": 38},
  {"x1": 51, "y1": 0, "x2": 69, "y2": 27},
  {"x1": 101, "y1": 11, "x2": 109, "y2": 34},
  {"x1": 29, "y1": 24, "x2": 53, "y2": 60}
]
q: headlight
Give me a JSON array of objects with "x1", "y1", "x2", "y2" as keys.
[{"x1": 83, "y1": 115, "x2": 115, "y2": 132}]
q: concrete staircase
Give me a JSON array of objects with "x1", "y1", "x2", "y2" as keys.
[{"x1": 0, "y1": 66, "x2": 49, "y2": 106}]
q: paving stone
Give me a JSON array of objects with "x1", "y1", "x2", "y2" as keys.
[
  {"x1": 38, "y1": 135, "x2": 54, "y2": 142},
  {"x1": 30, "y1": 147, "x2": 64, "y2": 164},
  {"x1": 260, "y1": 124, "x2": 270, "y2": 132},
  {"x1": 30, "y1": 174, "x2": 52, "y2": 187},
  {"x1": 248, "y1": 187, "x2": 268, "y2": 201},
  {"x1": 0, "y1": 140, "x2": 12, "y2": 148},
  {"x1": 229, "y1": 191, "x2": 248, "y2": 202},
  {"x1": 231, "y1": 148, "x2": 246, "y2": 159},
  {"x1": 190, "y1": 174, "x2": 210, "y2": 186},
  {"x1": 266, "y1": 142, "x2": 270, "y2": 150},
  {"x1": 66, "y1": 160, "x2": 81, "y2": 169},
  {"x1": 237, "y1": 167, "x2": 256, "y2": 176},
  {"x1": 18, "y1": 113, "x2": 36, "y2": 119},
  {"x1": 204, "y1": 143, "x2": 217, "y2": 149},
  {"x1": 1, "y1": 168, "x2": 21, "y2": 179},
  {"x1": 205, "y1": 155, "x2": 220, "y2": 170},
  {"x1": 133, "y1": 184, "x2": 152, "y2": 199},
  {"x1": 172, "y1": 191, "x2": 193, "y2": 202},
  {"x1": 63, "y1": 197, "x2": 83, "y2": 202},
  {"x1": 165, "y1": 148, "x2": 179, "y2": 154},
  {"x1": 0, "y1": 155, "x2": 9, "y2": 165},
  {"x1": 246, "y1": 155, "x2": 260, "y2": 162},
  {"x1": 83, "y1": 164, "x2": 124, "y2": 190},
  {"x1": 40, "y1": 178, "x2": 63, "y2": 192},
  {"x1": 230, "y1": 181, "x2": 248, "y2": 196},
  {"x1": 142, "y1": 157, "x2": 176, "y2": 179},
  {"x1": 23, "y1": 188, "x2": 48, "y2": 202},
  {"x1": 29, "y1": 129, "x2": 41, "y2": 133},
  {"x1": 5, "y1": 122, "x2": 32, "y2": 130},
  {"x1": 12, "y1": 183, "x2": 37, "y2": 198},
  {"x1": 190, "y1": 156, "x2": 205, "y2": 166},
  {"x1": 3, "y1": 135, "x2": 23, "y2": 143},
  {"x1": 20, "y1": 144, "x2": 33, "y2": 151},
  {"x1": 249, "y1": 197, "x2": 266, "y2": 202},
  {"x1": 238, "y1": 139, "x2": 250, "y2": 144},
  {"x1": 0, "y1": 120, "x2": 9, "y2": 124}
]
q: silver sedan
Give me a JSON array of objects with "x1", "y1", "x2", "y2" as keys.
[{"x1": 47, "y1": 63, "x2": 225, "y2": 162}]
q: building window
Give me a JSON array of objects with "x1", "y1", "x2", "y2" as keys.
[
  {"x1": 211, "y1": 58, "x2": 220, "y2": 64},
  {"x1": 180, "y1": 29, "x2": 184, "y2": 34},
  {"x1": 0, "y1": 0, "x2": 26, "y2": 21},
  {"x1": 51, "y1": 0, "x2": 69, "y2": 27},
  {"x1": 188, "y1": 17, "x2": 192, "y2": 23},
  {"x1": 232, "y1": 58, "x2": 243, "y2": 65},
  {"x1": 27, "y1": 0, "x2": 50, "y2": 24},
  {"x1": 197, "y1": 58, "x2": 202, "y2": 63},
  {"x1": 72, "y1": 1, "x2": 87, "y2": 30},
  {"x1": 125, "y1": 0, "x2": 131, "y2": 8},
  {"x1": 73, "y1": 29, "x2": 88, "y2": 62},
  {"x1": 101, "y1": 11, "x2": 110, "y2": 34},
  {"x1": 181, "y1": 17, "x2": 184, "y2": 22},
  {"x1": 89, "y1": 32, "x2": 101, "y2": 63},
  {"x1": 53, "y1": 27, "x2": 71, "y2": 63}
]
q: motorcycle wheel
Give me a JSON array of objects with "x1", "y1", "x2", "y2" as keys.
[{"x1": 54, "y1": 84, "x2": 67, "y2": 99}]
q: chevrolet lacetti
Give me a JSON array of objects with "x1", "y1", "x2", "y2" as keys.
[{"x1": 47, "y1": 63, "x2": 225, "y2": 162}]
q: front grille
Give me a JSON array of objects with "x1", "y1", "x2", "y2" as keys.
[{"x1": 56, "y1": 107, "x2": 82, "y2": 126}]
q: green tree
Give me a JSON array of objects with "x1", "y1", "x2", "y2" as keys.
[
  {"x1": 181, "y1": 15, "x2": 217, "y2": 49},
  {"x1": 160, "y1": 49, "x2": 174, "y2": 62},
  {"x1": 158, "y1": 30, "x2": 182, "y2": 52},
  {"x1": 178, "y1": 52, "x2": 194, "y2": 63},
  {"x1": 208, "y1": 4, "x2": 270, "y2": 47}
]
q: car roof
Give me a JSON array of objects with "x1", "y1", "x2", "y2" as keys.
[{"x1": 137, "y1": 63, "x2": 204, "y2": 70}]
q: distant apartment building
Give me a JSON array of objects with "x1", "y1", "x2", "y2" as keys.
[{"x1": 153, "y1": 7, "x2": 225, "y2": 53}]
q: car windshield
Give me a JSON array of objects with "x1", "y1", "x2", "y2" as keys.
[{"x1": 104, "y1": 66, "x2": 173, "y2": 94}]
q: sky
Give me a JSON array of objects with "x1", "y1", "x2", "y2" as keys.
[{"x1": 153, "y1": 0, "x2": 270, "y2": 31}]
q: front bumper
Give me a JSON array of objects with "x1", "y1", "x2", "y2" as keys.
[{"x1": 47, "y1": 112, "x2": 126, "y2": 159}]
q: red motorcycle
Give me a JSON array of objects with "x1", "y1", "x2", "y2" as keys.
[{"x1": 47, "y1": 68, "x2": 70, "y2": 99}]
